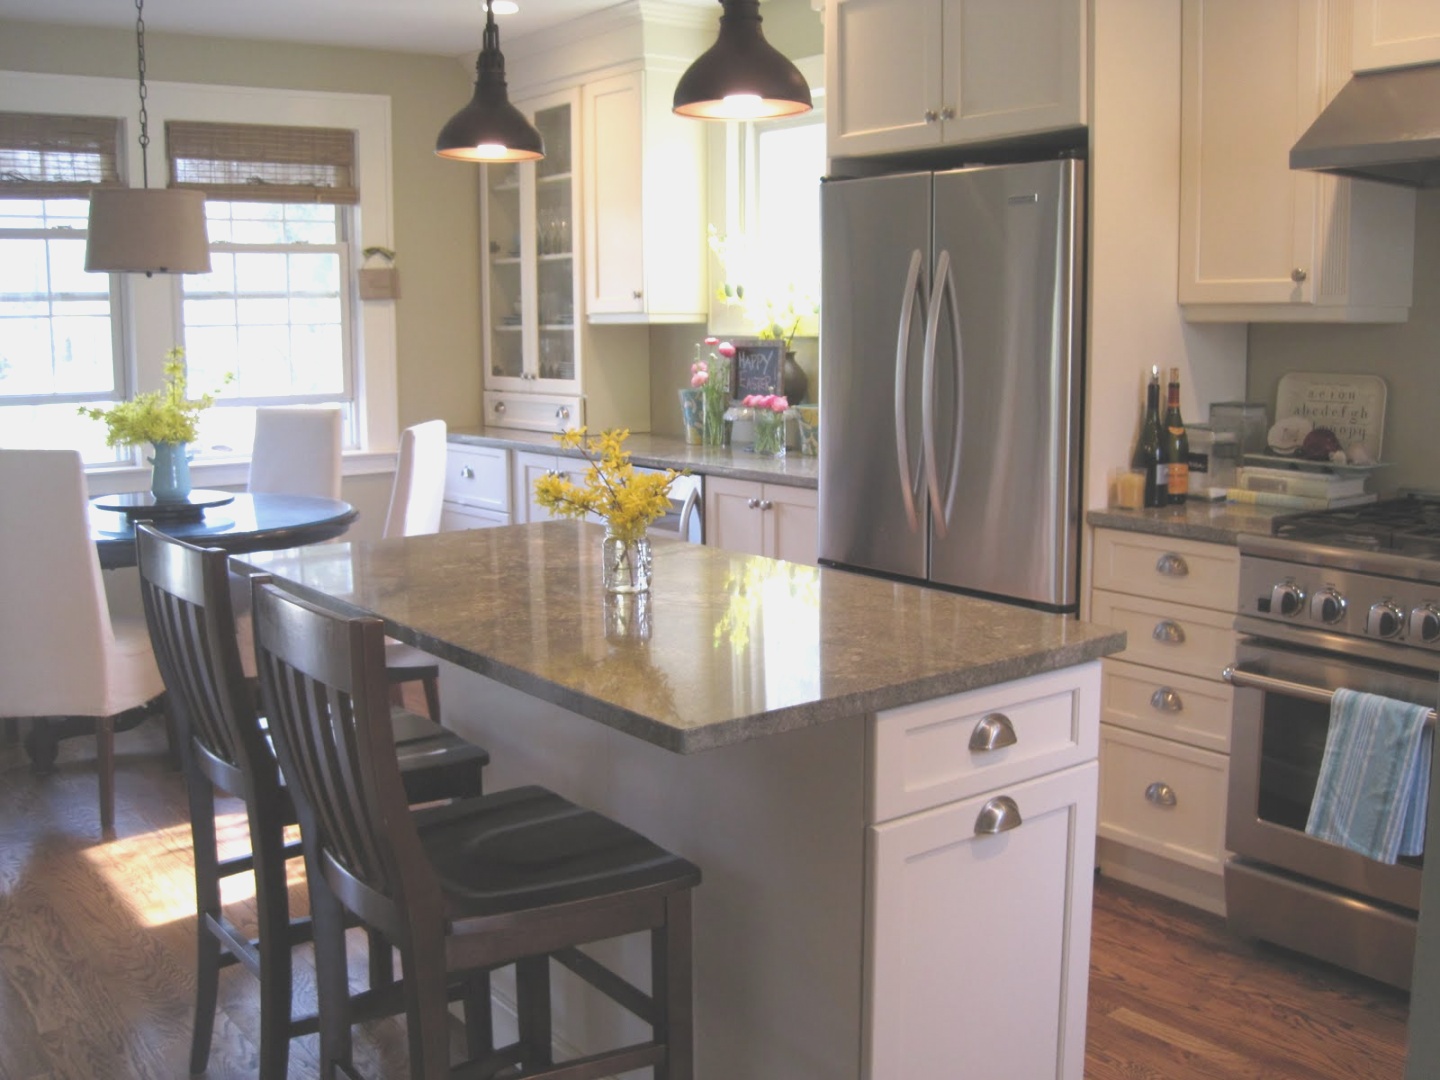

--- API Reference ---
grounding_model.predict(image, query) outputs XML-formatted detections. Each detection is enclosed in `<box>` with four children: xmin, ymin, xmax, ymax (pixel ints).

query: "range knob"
<box><xmin>1309</xmin><ymin>587</ymin><xmax>1346</xmax><ymax>625</ymax></box>
<box><xmin>1271</xmin><ymin>580</ymin><xmax>1306</xmax><ymax>618</ymax></box>
<box><xmin>1367</xmin><ymin>600</ymin><xmax>1406</xmax><ymax>639</ymax></box>
<box><xmin>1410</xmin><ymin>603</ymin><xmax>1440</xmax><ymax>644</ymax></box>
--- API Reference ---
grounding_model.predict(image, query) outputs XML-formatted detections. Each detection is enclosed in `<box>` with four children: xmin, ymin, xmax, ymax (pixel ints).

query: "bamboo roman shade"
<box><xmin>0</xmin><ymin>112</ymin><xmax>123</xmax><ymax>198</ymax></box>
<box><xmin>166</xmin><ymin>121</ymin><xmax>359</xmax><ymax>204</ymax></box>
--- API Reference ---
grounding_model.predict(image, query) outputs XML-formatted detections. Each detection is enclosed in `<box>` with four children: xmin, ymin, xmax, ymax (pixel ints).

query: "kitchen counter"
<box><xmin>1088</xmin><ymin>499</ymin><xmax>1286</xmax><ymax>545</ymax></box>
<box><xmin>238</xmin><ymin>520</ymin><xmax>1123</xmax><ymax>753</ymax></box>
<box><xmin>450</xmin><ymin>428</ymin><xmax>819</xmax><ymax>489</ymax></box>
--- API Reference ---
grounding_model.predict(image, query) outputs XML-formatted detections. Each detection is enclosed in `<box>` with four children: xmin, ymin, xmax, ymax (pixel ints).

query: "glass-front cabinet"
<box><xmin>483</xmin><ymin>90</ymin><xmax>581</xmax><ymax>403</ymax></box>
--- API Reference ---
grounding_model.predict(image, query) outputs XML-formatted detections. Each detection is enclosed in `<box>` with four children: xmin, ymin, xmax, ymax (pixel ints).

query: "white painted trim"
<box><xmin>0</xmin><ymin>69</ymin><xmax>400</xmax><ymax>460</ymax></box>
<box><xmin>83</xmin><ymin>450</ymin><xmax>397</xmax><ymax>497</ymax></box>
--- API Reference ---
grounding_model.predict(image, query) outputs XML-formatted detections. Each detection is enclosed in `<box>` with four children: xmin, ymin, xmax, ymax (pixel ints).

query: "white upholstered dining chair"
<box><xmin>247</xmin><ymin>405</ymin><xmax>343</xmax><ymax>499</ymax></box>
<box><xmin>0</xmin><ymin>449</ymin><xmax>166</xmax><ymax>830</ymax></box>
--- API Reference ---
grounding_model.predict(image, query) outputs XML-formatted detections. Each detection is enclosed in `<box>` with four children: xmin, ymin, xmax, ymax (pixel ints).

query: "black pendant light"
<box><xmin>86</xmin><ymin>0</ymin><xmax>210</xmax><ymax>276</ymax></box>
<box><xmin>674</xmin><ymin>0</ymin><xmax>813</xmax><ymax>121</ymax></box>
<box><xmin>436</xmin><ymin>0</ymin><xmax>544</xmax><ymax>162</ymax></box>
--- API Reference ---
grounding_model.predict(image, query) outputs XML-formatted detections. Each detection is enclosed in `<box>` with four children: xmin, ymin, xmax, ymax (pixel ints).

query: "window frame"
<box><xmin>0</xmin><ymin>70</ymin><xmax>399</xmax><ymax>493</ymax></box>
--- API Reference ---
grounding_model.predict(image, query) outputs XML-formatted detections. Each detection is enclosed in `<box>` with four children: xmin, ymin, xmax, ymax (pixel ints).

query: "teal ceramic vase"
<box><xmin>149</xmin><ymin>441</ymin><xmax>192</xmax><ymax>501</ymax></box>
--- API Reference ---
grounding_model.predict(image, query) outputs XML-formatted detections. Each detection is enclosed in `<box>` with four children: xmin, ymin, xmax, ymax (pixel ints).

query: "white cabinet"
<box><xmin>866</xmin><ymin>664</ymin><xmax>1100</xmax><ymax>1080</ymax></box>
<box><xmin>1178</xmin><ymin>0</ymin><xmax>1416</xmax><ymax>323</ymax></box>
<box><xmin>825</xmin><ymin>0</ymin><xmax>1086</xmax><ymax>159</ymax></box>
<box><xmin>1090</xmin><ymin>528</ymin><xmax>1237</xmax><ymax>914</ymax></box>
<box><xmin>704</xmin><ymin>477</ymin><xmax>818</xmax><ymax>564</ymax></box>
<box><xmin>441</xmin><ymin>444</ymin><xmax>511</xmax><ymax>531</ymax></box>
<box><xmin>582</xmin><ymin>69</ymin><xmax>707</xmax><ymax>323</ymax></box>
<box><xmin>511</xmin><ymin>450</ymin><xmax>593</xmax><ymax>525</ymax></box>
<box><xmin>1352</xmin><ymin>0</ymin><xmax>1440</xmax><ymax>70</ymax></box>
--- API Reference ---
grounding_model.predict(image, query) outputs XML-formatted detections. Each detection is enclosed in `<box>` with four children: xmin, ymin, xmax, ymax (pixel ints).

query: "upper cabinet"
<box><xmin>1352</xmin><ymin>0</ymin><xmax>1440</xmax><ymax>70</ymax></box>
<box><xmin>825</xmin><ymin>0</ymin><xmax>1086</xmax><ymax>159</ymax></box>
<box><xmin>1178</xmin><ymin>0</ymin><xmax>1417</xmax><ymax>323</ymax></box>
<box><xmin>583</xmin><ymin>68</ymin><xmax>707</xmax><ymax>323</ymax></box>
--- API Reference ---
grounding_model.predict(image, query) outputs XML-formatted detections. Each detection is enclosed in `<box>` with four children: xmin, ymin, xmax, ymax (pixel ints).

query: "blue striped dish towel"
<box><xmin>1305</xmin><ymin>688</ymin><xmax>1433</xmax><ymax>864</ymax></box>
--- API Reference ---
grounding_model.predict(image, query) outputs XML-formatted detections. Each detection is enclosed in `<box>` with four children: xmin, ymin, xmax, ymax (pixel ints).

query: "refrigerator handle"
<box><xmin>893</xmin><ymin>248</ymin><xmax>925</xmax><ymax>534</ymax></box>
<box><xmin>938</xmin><ymin>249</ymin><xmax>965</xmax><ymax>525</ymax></box>
<box><xmin>921</xmin><ymin>249</ymin><xmax>950</xmax><ymax>537</ymax></box>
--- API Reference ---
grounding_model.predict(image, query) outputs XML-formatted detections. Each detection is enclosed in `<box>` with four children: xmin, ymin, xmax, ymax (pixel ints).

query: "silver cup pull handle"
<box><xmin>1153</xmin><ymin>620</ymin><xmax>1186</xmax><ymax>645</ymax></box>
<box><xmin>1145</xmin><ymin>781</ymin><xmax>1178</xmax><ymax>808</ymax></box>
<box><xmin>460</xmin><ymin>465</ymin><xmax>475</xmax><ymax>480</ymax></box>
<box><xmin>1156</xmin><ymin>553</ymin><xmax>1189</xmax><ymax>577</ymax></box>
<box><xmin>968</xmin><ymin>712</ymin><xmax>1018</xmax><ymax>752</ymax></box>
<box><xmin>1150</xmin><ymin>687</ymin><xmax>1183</xmax><ymax>713</ymax></box>
<box><xmin>975</xmin><ymin>796</ymin><xmax>1022</xmax><ymax>836</ymax></box>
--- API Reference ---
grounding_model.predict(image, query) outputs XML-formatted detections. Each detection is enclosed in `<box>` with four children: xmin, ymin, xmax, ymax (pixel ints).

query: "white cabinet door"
<box><xmin>1177</xmin><ymin>0</ymin><xmax>1415</xmax><ymax>322</ymax></box>
<box><xmin>866</xmin><ymin>762</ymin><xmax>1097</xmax><ymax>1080</ymax></box>
<box><xmin>1352</xmin><ymin>0</ymin><xmax>1440</xmax><ymax>71</ymax></box>
<box><xmin>512</xmin><ymin>451</ymin><xmax>588</xmax><ymax>524</ymax></box>
<box><xmin>704</xmin><ymin>476</ymin><xmax>767</xmax><ymax>556</ymax></box>
<box><xmin>827</xmin><ymin>0</ymin><xmax>1084</xmax><ymax>159</ymax></box>
<box><xmin>583</xmin><ymin>70</ymin><xmax>707</xmax><ymax>323</ymax></box>
<box><xmin>766</xmin><ymin>485</ymin><xmax>819</xmax><ymax>565</ymax></box>
<box><xmin>704</xmin><ymin>477</ymin><xmax>817</xmax><ymax>562</ymax></box>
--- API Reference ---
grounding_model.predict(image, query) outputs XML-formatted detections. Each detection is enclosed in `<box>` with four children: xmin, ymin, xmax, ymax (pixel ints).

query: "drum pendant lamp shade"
<box><xmin>86</xmin><ymin>189</ymin><xmax>211</xmax><ymax>275</ymax></box>
<box><xmin>436</xmin><ymin>1</ymin><xmax>544</xmax><ymax>162</ymax></box>
<box><xmin>674</xmin><ymin>0</ymin><xmax>813</xmax><ymax>120</ymax></box>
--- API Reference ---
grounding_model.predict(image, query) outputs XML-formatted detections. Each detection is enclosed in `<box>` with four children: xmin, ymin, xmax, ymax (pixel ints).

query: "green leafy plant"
<box><xmin>78</xmin><ymin>347</ymin><xmax>226</xmax><ymax>446</ymax></box>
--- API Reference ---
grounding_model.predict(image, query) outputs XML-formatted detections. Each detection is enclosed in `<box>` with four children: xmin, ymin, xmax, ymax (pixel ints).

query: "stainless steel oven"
<box><xmin>1225</xmin><ymin>503</ymin><xmax>1440</xmax><ymax>989</ymax></box>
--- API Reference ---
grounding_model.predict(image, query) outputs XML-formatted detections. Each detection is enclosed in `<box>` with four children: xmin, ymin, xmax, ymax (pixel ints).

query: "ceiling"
<box><xmin>0</xmin><ymin>0</ymin><xmax>717</xmax><ymax>56</ymax></box>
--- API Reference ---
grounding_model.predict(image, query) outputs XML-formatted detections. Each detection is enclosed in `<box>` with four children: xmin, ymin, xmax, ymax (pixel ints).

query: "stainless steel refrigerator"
<box><xmin>818</xmin><ymin>157</ymin><xmax>1085</xmax><ymax>612</ymax></box>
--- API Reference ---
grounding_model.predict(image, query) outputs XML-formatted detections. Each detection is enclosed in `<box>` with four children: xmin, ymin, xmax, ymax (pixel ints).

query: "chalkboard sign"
<box><xmin>732</xmin><ymin>341</ymin><xmax>785</xmax><ymax>399</ymax></box>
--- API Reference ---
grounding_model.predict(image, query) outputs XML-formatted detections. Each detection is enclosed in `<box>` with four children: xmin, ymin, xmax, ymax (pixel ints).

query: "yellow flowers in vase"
<box><xmin>78</xmin><ymin>347</ymin><xmax>221</xmax><ymax>447</ymax></box>
<box><xmin>533</xmin><ymin>428</ymin><xmax>682</xmax><ymax>593</ymax></box>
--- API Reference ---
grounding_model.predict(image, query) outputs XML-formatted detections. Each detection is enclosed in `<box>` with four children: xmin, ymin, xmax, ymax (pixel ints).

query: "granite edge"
<box><xmin>1086</xmin><ymin>505</ymin><xmax>1282</xmax><ymax>546</ymax></box>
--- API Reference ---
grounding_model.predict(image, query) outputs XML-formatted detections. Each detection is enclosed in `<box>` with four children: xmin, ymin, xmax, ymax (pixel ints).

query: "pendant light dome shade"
<box><xmin>436</xmin><ymin>2</ymin><xmax>544</xmax><ymax>162</ymax></box>
<box><xmin>674</xmin><ymin>0</ymin><xmax>813</xmax><ymax>120</ymax></box>
<box><xmin>86</xmin><ymin>188</ymin><xmax>211</xmax><ymax>275</ymax></box>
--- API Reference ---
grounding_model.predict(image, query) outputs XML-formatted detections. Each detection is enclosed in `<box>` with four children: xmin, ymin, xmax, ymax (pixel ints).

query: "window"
<box><xmin>169</xmin><ymin>121</ymin><xmax>359</xmax><ymax>455</ymax></box>
<box><xmin>0</xmin><ymin>112</ymin><xmax>124</xmax><ymax>461</ymax></box>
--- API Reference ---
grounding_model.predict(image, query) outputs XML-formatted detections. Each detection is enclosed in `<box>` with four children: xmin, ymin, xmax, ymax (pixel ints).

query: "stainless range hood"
<box><xmin>1290</xmin><ymin>63</ymin><xmax>1440</xmax><ymax>187</ymax></box>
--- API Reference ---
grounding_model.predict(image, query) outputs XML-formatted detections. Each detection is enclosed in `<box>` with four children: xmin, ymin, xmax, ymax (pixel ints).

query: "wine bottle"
<box><xmin>1133</xmin><ymin>366</ymin><xmax>1168</xmax><ymax>508</ymax></box>
<box><xmin>1165</xmin><ymin>367</ymin><xmax>1189</xmax><ymax>504</ymax></box>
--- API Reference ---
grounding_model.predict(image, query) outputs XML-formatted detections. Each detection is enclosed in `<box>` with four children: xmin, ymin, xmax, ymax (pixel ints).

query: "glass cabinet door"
<box><xmin>481</xmin><ymin>92</ymin><xmax>580</xmax><ymax>394</ymax></box>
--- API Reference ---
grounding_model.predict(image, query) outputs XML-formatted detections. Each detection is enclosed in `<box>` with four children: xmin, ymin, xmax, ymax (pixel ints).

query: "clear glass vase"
<box><xmin>601</xmin><ymin>528</ymin><xmax>653</xmax><ymax>594</ymax></box>
<box><xmin>751</xmin><ymin>409</ymin><xmax>787</xmax><ymax>458</ymax></box>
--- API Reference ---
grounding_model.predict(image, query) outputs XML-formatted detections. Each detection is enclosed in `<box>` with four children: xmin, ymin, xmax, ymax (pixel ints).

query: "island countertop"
<box><xmin>238</xmin><ymin>520</ymin><xmax>1124</xmax><ymax>753</ymax></box>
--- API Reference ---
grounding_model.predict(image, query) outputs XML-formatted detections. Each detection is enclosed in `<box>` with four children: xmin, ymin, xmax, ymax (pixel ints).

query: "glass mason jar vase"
<box><xmin>601</xmin><ymin>527</ymin><xmax>653</xmax><ymax>594</ymax></box>
<box><xmin>751</xmin><ymin>408</ymin><xmax>788</xmax><ymax>458</ymax></box>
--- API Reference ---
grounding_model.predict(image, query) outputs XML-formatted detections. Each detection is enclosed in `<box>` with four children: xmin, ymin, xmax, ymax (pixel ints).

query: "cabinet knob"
<box><xmin>1152</xmin><ymin>620</ymin><xmax>1186</xmax><ymax>645</ymax></box>
<box><xmin>556</xmin><ymin>406</ymin><xmax>570</xmax><ymax>421</ymax></box>
<box><xmin>758</xmin><ymin>499</ymin><xmax>773</xmax><ymax>511</ymax></box>
<box><xmin>493</xmin><ymin>401</ymin><xmax>507</xmax><ymax>414</ymax></box>
<box><xmin>1291</xmin><ymin>267</ymin><xmax>1308</xmax><ymax>283</ymax></box>
<box><xmin>1155</xmin><ymin>552</ymin><xmax>1189</xmax><ymax>577</ymax></box>
<box><xmin>974</xmin><ymin>796</ymin><xmax>1023</xmax><ymax>836</ymax></box>
<box><xmin>632</xmin><ymin>289</ymin><xmax>643</xmax><ymax>300</ymax></box>
<box><xmin>1145</xmin><ymin>781</ymin><xmax>1178</xmax><ymax>808</ymax></box>
<box><xmin>1149</xmin><ymin>687</ymin><xmax>1183</xmax><ymax>713</ymax></box>
<box><xmin>923</xmin><ymin>109</ymin><xmax>939</xmax><ymax>123</ymax></box>
<box><xmin>968</xmin><ymin>713</ymin><xmax>1018</xmax><ymax>752</ymax></box>
<box><xmin>940</xmin><ymin>106</ymin><xmax>955</xmax><ymax>120</ymax></box>
<box><xmin>460</xmin><ymin>465</ymin><xmax>475</xmax><ymax>480</ymax></box>
<box><xmin>746</xmin><ymin>497</ymin><xmax>760</xmax><ymax>509</ymax></box>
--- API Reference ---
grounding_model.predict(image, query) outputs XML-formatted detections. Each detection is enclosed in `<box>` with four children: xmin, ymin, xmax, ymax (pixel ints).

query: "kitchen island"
<box><xmin>239</xmin><ymin>522</ymin><xmax>1125</xmax><ymax>1079</ymax></box>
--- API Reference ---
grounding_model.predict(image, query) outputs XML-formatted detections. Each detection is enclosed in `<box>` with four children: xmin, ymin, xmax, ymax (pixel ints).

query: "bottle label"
<box><xmin>1155</xmin><ymin>463</ymin><xmax>1169</xmax><ymax>486</ymax></box>
<box><xmin>1169</xmin><ymin>462</ymin><xmax>1189</xmax><ymax>496</ymax></box>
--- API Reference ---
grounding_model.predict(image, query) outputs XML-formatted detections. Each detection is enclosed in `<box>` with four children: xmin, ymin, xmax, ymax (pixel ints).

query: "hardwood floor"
<box><xmin>0</xmin><ymin>717</ymin><xmax>1412</xmax><ymax>1079</ymax></box>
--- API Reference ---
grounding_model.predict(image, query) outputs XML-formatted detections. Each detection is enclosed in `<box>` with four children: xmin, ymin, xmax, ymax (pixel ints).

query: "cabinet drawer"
<box><xmin>1090</xmin><ymin>590</ymin><xmax>1235</xmax><ymax>681</ymax></box>
<box><xmin>870</xmin><ymin>663</ymin><xmax>1100</xmax><ymax>824</ymax></box>
<box><xmin>1092</xmin><ymin>529</ymin><xmax>1238</xmax><ymax>611</ymax></box>
<box><xmin>444</xmin><ymin>445</ymin><xmax>510</xmax><ymax>513</ymax></box>
<box><xmin>1098</xmin><ymin>725</ymin><xmax>1228</xmax><ymax>875</ymax></box>
<box><xmin>440</xmin><ymin>504</ymin><xmax>510</xmax><ymax>531</ymax></box>
<box><xmin>484</xmin><ymin>391</ymin><xmax>584</xmax><ymax>433</ymax></box>
<box><xmin>1101</xmin><ymin>659</ymin><xmax>1233</xmax><ymax>754</ymax></box>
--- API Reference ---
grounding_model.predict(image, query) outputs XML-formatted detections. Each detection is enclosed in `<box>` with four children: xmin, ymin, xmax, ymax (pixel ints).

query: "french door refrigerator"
<box><xmin>818</xmin><ymin>157</ymin><xmax>1085</xmax><ymax>612</ymax></box>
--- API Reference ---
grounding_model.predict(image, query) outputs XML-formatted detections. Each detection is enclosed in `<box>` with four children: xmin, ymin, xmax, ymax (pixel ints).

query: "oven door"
<box><xmin>1226</xmin><ymin>639</ymin><xmax>1430</xmax><ymax>911</ymax></box>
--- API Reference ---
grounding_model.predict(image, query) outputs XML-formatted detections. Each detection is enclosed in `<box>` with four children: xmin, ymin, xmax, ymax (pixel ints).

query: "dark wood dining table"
<box><xmin>90</xmin><ymin>490</ymin><xmax>359</xmax><ymax>570</ymax></box>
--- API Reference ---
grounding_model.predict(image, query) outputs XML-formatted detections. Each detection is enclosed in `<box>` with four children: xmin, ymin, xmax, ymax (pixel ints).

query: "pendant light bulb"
<box><xmin>86</xmin><ymin>0</ymin><xmax>210</xmax><ymax>276</ymax></box>
<box><xmin>674</xmin><ymin>0</ymin><xmax>813</xmax><ymax>121</ymax></box>
<box><xmin>436</xmin><ymin>0</ymin><xmax>545</xmax><ymax>163</ymax></box>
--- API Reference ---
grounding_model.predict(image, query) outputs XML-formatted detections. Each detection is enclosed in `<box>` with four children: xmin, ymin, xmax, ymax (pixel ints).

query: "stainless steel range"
<box><xmin>1226</xmin><ymin>495</ymin><xmax>1440</xmax><ymax>989</ymax></box>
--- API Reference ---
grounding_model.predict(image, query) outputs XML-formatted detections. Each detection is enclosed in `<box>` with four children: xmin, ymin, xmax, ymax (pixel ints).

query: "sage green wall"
<box><xmin>0</xmin><ymin>18</ymin><xmax>483</xmax><ymax>435</ymax></box>
<box><xmin>1246</xmin><ymin>190</ymin><xmax>1440</xmax><ymax>497</ymax></box>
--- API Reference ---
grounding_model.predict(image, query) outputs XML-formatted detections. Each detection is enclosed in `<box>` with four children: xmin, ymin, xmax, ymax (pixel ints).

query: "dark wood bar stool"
<box><xmin>134</xmin><ymin>525</ymin><xmax>490</xmax><ymax>1080</ymax></box>
<box><xmin>251</xmin><ymin>577</ymin><xmax>701</xmax><ymax>1080</ymax></box>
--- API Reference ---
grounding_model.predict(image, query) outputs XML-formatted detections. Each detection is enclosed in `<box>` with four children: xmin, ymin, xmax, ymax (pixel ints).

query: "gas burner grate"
<box><xmin>1272</xmin><ymin>495</ymin><xmax>1440</xmax><ymax>557</ymax></box>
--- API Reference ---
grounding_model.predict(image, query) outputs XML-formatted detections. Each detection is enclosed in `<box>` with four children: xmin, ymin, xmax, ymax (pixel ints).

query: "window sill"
<box><xmin>84</xmin><ymin>449</ymin><xmax>398</xmax><ymax>497</ymax></box>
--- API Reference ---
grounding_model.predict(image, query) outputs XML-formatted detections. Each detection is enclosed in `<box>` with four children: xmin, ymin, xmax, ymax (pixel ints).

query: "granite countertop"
<box><xmin>1087</xmin><ymin>499</ymin><xmax>1287</xmax><ymax>545</ymax></box>
<box><xmin>239</xmin><ymin>521</ymin><xmax>1124</xmax><ymax>753</ymax></box>
<box><xmin>450</xmin><ymin>429</ymin><xmax>819</xmax><ymax>489</ymax></box>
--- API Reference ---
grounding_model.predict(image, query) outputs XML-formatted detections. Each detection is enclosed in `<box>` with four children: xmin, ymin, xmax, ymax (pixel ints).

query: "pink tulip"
<box><xmin>691</xmin><ymin>371</ymin><xmax>709</xmax><ymax>387</ymax></box>
<box><xmin>717</xmin><ymin>341</ymin><xmax>736</xmax><ymax>358</ymax></box>
<box><xmin>773</xmin><ymin>396</ymin><xmax>790</xmax><ymax>411</ymax></box>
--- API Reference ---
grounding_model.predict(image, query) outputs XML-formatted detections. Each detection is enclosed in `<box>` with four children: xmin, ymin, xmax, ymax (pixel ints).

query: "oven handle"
<box><xmin>1222</xmin><ymin>665</ymin><xmax>1438</xmax><ymax>727</ymax></box>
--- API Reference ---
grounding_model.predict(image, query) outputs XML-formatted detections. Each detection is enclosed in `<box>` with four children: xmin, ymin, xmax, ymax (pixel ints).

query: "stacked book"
<box><xmin>1225</xmin><ymin>466</ymin><xmax>1377</xmax><ymax>510</ymax></box>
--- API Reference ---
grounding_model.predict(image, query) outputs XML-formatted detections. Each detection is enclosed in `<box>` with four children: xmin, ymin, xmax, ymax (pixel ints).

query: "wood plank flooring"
<box><xmin>0</xmin><ymin>717</ymin><xmax>1412</xmax><ymax>1079</ymax></box>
